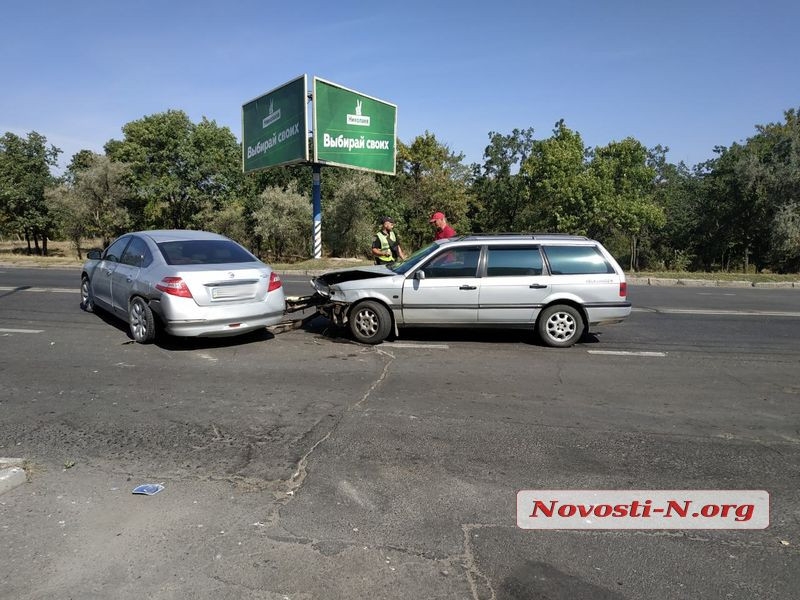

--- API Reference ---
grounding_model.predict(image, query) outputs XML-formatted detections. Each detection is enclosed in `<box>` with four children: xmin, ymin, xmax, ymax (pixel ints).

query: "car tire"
<box><xmin>129</xmin><ymin>296</ymin><xmax>156</xmax><ymax>343</ymax></box>
<box><xmin>80</xmin><ymin>275</ymin><xmax>94</xmax><ymax>313</ymax></box>
<box><xmin>537</xmin><ymin>304</ymin><xmax>584</xmax><ymax>348</ymax></box>
<box><xmin>349</xmin><ymin>300</ymin><xmax>392</xmax><ymax>344</ymax></box>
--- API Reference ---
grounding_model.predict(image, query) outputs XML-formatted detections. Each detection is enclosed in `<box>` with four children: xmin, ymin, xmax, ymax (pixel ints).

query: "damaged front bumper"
<box><xmin>284</xmin><ymin>292</ymin><xmax>350</xmax><ymax>326</ymax></box>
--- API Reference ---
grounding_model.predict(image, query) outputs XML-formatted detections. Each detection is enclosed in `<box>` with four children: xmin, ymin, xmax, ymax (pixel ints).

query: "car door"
<box><xmin>91</xmin><ymin>236</ymin><xmax>131</xmax><ymax>309</ymax></box>
<box><xmin>479</xmin><ymin>245</ymin><xmax>549</xmax><ymax>323</ymax></box>
<box><xmin>111</xmin><ymin>236</ymin><xmax>151</xmax><ymax>315</ymax></box>
<box><xmin>401</xmin><ymin>245</ymin><xmax>481</xmax><ymax>325</ymax></box>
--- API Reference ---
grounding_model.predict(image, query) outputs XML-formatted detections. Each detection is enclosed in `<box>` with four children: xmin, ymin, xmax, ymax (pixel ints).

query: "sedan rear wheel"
<box><xmin>80</xmin><ymin>275</ymin><xmax>94</xmax><ymax>313</ymax></box>
<box><xmin>538</xmin><ymin>304</ymin><xmax>584</xmax><ymax>348</ymax></box>
<box><xmin>129</xmin><ymin>296</ymin><xmax>156</xmax><ymax>343</ymax></box>
<box><xmin>349</xmin><ymin>300</ymin><xmax>391</xmax><ymax>344</ymax></box>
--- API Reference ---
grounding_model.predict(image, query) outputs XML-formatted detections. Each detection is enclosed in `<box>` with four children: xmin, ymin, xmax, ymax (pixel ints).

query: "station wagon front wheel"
<box><xmin>538</xmin><ymin>304</ymin><xmax>584</xmax><ymax>348</ymax></box>
<box><xmin>349</xmin><ymin>301</ymin><xmax>391</xmax><ymax>344</ymax></box>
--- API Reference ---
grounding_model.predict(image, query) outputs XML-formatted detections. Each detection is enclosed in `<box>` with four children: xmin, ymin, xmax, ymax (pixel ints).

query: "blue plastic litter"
<box><xmin>132</xmin><ymin>483</ymin><xmax>164</xmax><ymax>495</ymax></box>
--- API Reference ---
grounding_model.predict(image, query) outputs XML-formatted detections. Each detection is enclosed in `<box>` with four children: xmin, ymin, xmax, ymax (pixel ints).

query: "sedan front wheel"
<box><xmin>80</xmin><ymin>275</ymin><xmax>94</xmax><ymax>313</ymax></box>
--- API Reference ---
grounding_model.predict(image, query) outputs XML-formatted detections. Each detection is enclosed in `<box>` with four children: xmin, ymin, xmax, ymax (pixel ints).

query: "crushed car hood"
<box><xmin>312</xmin><ymin>266</ymin><xmax>395</xmax><ymax>295</ymax></box>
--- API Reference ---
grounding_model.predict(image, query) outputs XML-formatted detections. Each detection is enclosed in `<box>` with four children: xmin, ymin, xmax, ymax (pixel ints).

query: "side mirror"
<box><xmin>87</xmin><ymin>249</ymin><xmax>102</xmax><ymax>260</ymax></box>
<box><xmin>414</xmin><ymin>270</ymin><xmax>426</xmax><ymax>280</ymax></box>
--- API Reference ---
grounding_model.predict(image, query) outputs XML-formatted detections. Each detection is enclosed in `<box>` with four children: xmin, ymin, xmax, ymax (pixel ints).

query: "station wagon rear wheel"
<box><xmin>129</xmin><ymin>296</ymin><xmax>156</xmax><ymax>344</ymax></box>
<box><xmin>349</xmin><ymin>300</ymin><xmax>391</xmax><ymax>344</ymax></box>
<box><xmin>538</xmin><ymin>304</ymin><xmax>584</xmax><ymax>348</ymax></box>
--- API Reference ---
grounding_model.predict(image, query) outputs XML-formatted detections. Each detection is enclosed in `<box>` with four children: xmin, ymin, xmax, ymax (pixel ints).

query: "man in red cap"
<box><xmin>429</xmin><ymin>211</ymin><xmax>456</xmax><ymax>240</ymax></box>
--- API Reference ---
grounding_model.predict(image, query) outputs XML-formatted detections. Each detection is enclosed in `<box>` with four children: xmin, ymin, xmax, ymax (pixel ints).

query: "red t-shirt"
<box><xmin>434</xmin><ymin>225</ymin><xmax>457</xmax><ymax>240</ymax></box>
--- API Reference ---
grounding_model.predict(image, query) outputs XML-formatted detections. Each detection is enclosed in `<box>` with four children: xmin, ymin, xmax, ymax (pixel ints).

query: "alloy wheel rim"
<box><xmin>130</xmin><ymin>300</ymin><xmax>147</xmax><ymax>340</ymax></box>
<box><xmin>547</xmin><ymin>312</ymin><xmax>575</xmax><ymax>341</ymax></box>
<box><xmin>356</xmin><ymin>310</ymin><xmax>378</xmax><ymax>336</ymax></box>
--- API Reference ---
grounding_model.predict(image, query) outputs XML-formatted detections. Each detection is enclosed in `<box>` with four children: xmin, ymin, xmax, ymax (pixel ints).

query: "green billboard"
<box><xmin>242</xmin><ymin>75</ymin><xmax>308</xmax><ymax>173</ymax></box>
<box><xmin>313</xmin><ymin>77</ymin><xmax>397</xmax><ymax>175</ymax></box>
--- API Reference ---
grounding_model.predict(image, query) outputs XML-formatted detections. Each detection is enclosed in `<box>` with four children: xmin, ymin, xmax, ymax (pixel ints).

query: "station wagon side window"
<box><xmin>102</xmin><ymin>236</ymin><xmax>131</xmax><ymax>263</ymax></box>
<box><xmin>422</xmin><ymin>246</ymin><xmax>481</xmax><ymax>278</ymax></box>
<box><xmin>543</xmin><ymin>245</ymin><xmax>614</xmax><ymax>275</ymax></box>
<box><xmin>485</xmin><ymin>246</ymin><xmax>543</xmax><ymax>276</ymax></box>
<box><xmin>120</xmin><ymin>236</ymin><xmax>152</xmax><ymax>268</ymax></box>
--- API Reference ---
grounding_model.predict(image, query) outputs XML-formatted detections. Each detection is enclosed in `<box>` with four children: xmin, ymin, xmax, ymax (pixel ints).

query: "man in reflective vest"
<box><xmin>372</xmin><ymin>216</ymin><xmax>406</xmax><ymax>266</ymax></box>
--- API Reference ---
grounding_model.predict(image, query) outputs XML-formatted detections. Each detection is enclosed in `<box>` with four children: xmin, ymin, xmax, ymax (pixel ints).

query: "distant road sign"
<box><xmin>312</xmin><ymin>77</ymin><xmax>397</xmax><ymax>175</ymax></box>
<box><xmin>242</xmin><ymin>75</ymin><xmax>308</xmax><ymax>173</ymax></box>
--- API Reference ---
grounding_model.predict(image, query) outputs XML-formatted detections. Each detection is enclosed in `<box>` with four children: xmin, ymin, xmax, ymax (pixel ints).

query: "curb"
<box><xmin>627</xmin><ymin>277</ymin><xmax>800</xmax><ymax>289</ymax></box>
<box><xmin>0</xmin><ymin>458</ymin><xmax>26</xmax><ymax>496</ymax></box>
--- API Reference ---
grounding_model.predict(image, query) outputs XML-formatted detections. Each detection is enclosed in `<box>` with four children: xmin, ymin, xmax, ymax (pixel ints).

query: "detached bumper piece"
<box><xmin>284</xmin><ymin>292</ymin><xmax>327</xmax><ymax>314</ymax></box>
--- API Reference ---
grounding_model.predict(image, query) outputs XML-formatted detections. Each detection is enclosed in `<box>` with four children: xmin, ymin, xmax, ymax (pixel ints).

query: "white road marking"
<box><xmin>633</xmin><ymin>307</ymin><xmax>800</xmax><ymax>317</ymax></box>
<box><xmin>588</xmin><ymin>350</ymin><xmax>666</xmax><ymax>357</ymax></box>
<box><xmin>0</xmin><ymin>328</ymin><xmax>44</xmax><ymax>334</ymax></box>
<box><xmin>0</xmin><ymin>286</ymin><xmax>77</xmax><ymax>293</ymax></box>
<box><xmin>388</xmin><ymin>343</ymin><xmax>450</xmax><ymax>350</ymax></box>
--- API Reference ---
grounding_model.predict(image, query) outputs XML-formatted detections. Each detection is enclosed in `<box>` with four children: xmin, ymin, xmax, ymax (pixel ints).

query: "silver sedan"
<box><xmin>80</xmin><ymin>230</ymin><xmax>286</xmax><ymax>343</ymax></box>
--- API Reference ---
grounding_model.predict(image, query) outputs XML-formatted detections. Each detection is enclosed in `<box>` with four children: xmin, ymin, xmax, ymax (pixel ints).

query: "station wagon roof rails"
<box><xmin>455</xmin><ymin>233</ymin><xmax>590</xmax><ymax>241</ymax></box>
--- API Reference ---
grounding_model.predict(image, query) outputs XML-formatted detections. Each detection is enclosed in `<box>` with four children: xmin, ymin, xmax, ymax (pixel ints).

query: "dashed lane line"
<box><xmin>588</xmin><ymin>350</ymin><xmax>667</xmax><ymax>357</ymax></box>
<box><xmin>0</xmin><ymin>286</ymin><xmax>77</xmax><ymax>293</ymax></box>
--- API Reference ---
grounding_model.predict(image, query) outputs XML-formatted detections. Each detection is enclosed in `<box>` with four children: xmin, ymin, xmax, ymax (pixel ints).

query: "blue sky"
<box><xmin>2</xmin><ymin>0</ymin><xmax>798</xmax><ymax>173</ymax></box>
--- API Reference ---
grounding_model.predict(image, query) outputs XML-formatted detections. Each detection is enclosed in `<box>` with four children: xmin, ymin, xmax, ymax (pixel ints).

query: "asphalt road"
<box><xmin>1</xmin><ymin>267</ymin><xmax>798</xmax><ymax>599</ymax></box>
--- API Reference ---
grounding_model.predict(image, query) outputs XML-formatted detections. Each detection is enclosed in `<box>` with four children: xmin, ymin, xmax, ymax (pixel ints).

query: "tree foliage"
<box><xmin>323</xmin><ymin>171</ymin><xmax>381</xmax><ymax>258</ymax></box>
<box><xmin>0</xmin><ymin>131</ymin><xmax>61</xmax><ymax>253</ymax></box>
<box><xmin>6</xmin><ymin>104</ymin><xmax>800</xmax><ymax>273</ymax></box>
<box><xmin>251</xmin><ymin>182</ymin><xmax>311</xmax><ymax>261</ymax></box>
<box><xmin>105</xmin><ymin>110</ymin><xmax>242</xmax><ymax>229</ymax></box>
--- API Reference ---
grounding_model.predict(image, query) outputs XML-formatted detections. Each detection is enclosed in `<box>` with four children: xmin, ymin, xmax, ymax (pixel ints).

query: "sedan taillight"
<box><xmin>156</xmin><ymin>277</ymin><xmax>193</xmax><ymax>298</ymax></box>
<box><xmin>619</xmin><ymin>282</ymin><xmax>627</xmax><ymax>298</ymax></box>
<box><xmin>268</xmin><ymin>272</ymin><xmax>282</xmax><ymax>292</ymax></box>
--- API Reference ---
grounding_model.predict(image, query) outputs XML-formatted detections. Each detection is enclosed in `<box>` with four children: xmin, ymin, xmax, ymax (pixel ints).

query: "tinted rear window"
<box><xmin>157</xmin><ymin>240</ymin><xmax>257</xmax><ymax>265</ymax></box>
<box><xmin>486</xmin><ymin>246</ymin><xmax>543</xmax><ymax>276</ymax></box>
<box><xmin>543</xmin><ymin>245</ymin><xmax>614</xmax><ymax>275</ymax></box>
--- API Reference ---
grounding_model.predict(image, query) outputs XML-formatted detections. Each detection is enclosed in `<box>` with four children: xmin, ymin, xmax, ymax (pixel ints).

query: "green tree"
<box><xmin>519</xmin><ymin>120</ymin><xmax>594</xmax><ymax>233</ymax></box>
<box><xmin>395</xmin><ymin>132</ymin><xmax>472</xmax><ymax>249</ymax></box>
<box><xmin>471</xmin><ymin>128</ymin><xmax>535</xmax><ymax>232</ymax></box>
<box><xmin>0</xmin><ymin>131</ymin><xmax>61</xmax><ymax>253</ymax></box>
<box><xmin>324</xmin><ymin>171</ymin><xmax>381</xmax><ymax>258</ymax></box>
<box><xmin>770</xmin><ymin>202</ymin><xmax>800</xmax><ymax>272</ymax></box>
<box><xmin>251</xmin><ymin>182</ymin><xmax>311</xmax><ymax>261</ymax></box>
<box><xmin>105</xmin><ymin>111</ymin><xmax>242</xmax><ymax>229</ymax></box>
<box><xmin>588</xmin><ymin>137</ymin><xmax>665</xmax><ymax>269</ymax></box>
<box><xmin>46</xmin><ymin>153</ymin><xmax>135</xmax><ymax>255</ymax></box>
<box><xmin>646</xmin><ymin>149</ymin><xmax>701</xmax><ymax>270</ymax></box>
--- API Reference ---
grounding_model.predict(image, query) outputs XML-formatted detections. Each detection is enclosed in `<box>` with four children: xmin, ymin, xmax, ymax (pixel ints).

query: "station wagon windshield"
<box><xmin>391</xmin><ymin>242</ymin><xmax>444</xmax><ymax>275</ymax></box>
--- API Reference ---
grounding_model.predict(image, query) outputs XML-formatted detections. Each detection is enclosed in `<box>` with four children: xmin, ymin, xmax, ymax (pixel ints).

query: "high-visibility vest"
<box><xmin>375</xmin><ymin>230</ymin><xmax>397</xmax><ymax>263</ymax></box>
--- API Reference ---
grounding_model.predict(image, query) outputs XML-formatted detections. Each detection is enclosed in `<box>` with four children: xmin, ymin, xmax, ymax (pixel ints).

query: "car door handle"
<box><xmin>529</xmin><ymin>283</ymin><xmax>548</xmax><ymax>289</ymax></box>
<box><xmin>459</xmin><ymin>285</ymin><xmax>477</xmax><ymax>290</ymax></box>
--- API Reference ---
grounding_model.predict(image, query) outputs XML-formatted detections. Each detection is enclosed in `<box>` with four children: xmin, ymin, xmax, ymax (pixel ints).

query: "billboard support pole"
<box><xmin>312</xmin><ymin>164</ymin><xmax>322</xmax><ymax>259</ymax></box>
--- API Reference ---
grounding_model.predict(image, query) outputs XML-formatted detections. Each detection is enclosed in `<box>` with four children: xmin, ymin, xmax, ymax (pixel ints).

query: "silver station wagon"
<box><xmin>311</xmin><ymin>234</ymin><xmax>631</xmax><ymax>347</ymax></box>
<box><xmin>81</xmin><ymin>230</ymin><xmax>286</xmax><ymax>343</ymax></box>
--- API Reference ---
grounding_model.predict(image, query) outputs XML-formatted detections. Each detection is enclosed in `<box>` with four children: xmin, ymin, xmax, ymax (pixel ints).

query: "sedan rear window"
<box><xmin>157</xmin><ymin>240</ymin><xmax>257</xmax><ymax>265</ymax></box>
